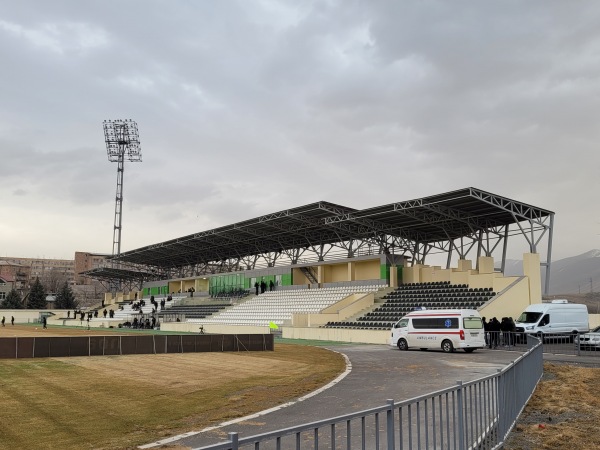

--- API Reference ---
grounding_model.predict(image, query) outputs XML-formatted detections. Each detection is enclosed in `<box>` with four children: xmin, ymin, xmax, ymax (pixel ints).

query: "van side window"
<box><xmin>413</xmin><ymin>317</ymin><xmax>459</xmax><ymax>329</ymax></box>
<box><xmin>539</xmin><ymin>314</ymin><xmax>549</xmax><ymax>326</ymax></box>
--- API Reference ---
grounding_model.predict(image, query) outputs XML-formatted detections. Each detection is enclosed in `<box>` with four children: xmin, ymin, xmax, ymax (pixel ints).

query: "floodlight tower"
<box><xmin>103</xmin><ymin>119</ymin><xmax>142</xmax><ymax>257</ymax></box>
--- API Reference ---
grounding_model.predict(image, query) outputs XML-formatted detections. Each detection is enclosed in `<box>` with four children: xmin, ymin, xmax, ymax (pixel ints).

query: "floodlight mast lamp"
<box><xmin>103</xmin><ymin>119</ymin><xmax>142</xmax><ymax>258</ymax></box>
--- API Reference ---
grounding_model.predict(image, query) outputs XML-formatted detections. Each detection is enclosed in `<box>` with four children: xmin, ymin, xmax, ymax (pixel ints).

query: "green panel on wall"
<box><xmin>282</xmin><ymin>273</ymin><xmax>292</xmax><ymax>286</ymax></box>
<box><xmin>380</xmin><ymin>264</ymin><xmax>390</xmax><ymax>281</ymax></box>
<box><xmin>209</xmin><ymin>273</ymin><xmax>246</xmax><ymax>296</ymax></box>
<box><xmin>396</xmin><ymin>265</ymin><xmax>403</xmax><ymax>282</ymax></box>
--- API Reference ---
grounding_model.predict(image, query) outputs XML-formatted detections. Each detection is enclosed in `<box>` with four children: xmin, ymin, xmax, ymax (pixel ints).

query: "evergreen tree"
<box><xmin>54</xmin><ymin>281</ymin><xmax>78</xmax><ymax>310</ymax></box>
<box><xmin>27</xmin><ymin>277</ymin><xmax>47</xmax><ymax>309</ymax></box>
<box><xmin>2</xmin><ymin>289</ymin><xmax>24</xmax><ymax>309</ymax></box>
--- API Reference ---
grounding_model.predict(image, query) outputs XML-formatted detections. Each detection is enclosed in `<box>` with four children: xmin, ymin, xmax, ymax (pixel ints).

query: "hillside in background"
<box><xmin>503</xmin><ymin>249</ymin><xmax>600</xmax><ymax>295</ymax></box>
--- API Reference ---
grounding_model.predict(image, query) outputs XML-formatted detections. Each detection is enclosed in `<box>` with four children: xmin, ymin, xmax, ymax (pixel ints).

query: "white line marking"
<box><xmin>139</xmin><ymin>349</ymin><xmax>352</xmax><ymax>449</ymax></box>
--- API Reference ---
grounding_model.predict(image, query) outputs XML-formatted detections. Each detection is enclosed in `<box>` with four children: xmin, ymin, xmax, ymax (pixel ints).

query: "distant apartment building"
<box><xmin>0</xmin><ymin>260</ymin><xmax>30</xmax><ymax>300</ymax></box>
<box><xmin>74</xmin><ymin>252</ymin><xmax>109</xmax><ymax>285</ymax></box>
<box><xmin>0</xmin><ymin>253</ymin><xmax>111</xmax><ymax>287</ymax></box>
<box><xmin>0</xmin><ymin>257</ymin><xmax>74</xmax><ymax>290</ymax></box>
<box><xmin>0</xmin><ymin>253</ymin><xmax>109</xmax><ymax>307</ymax></box>
<box><xmin>0</xmin><ymin>275</ymin><xmax>11</xmax><ymax>302</ymax></box>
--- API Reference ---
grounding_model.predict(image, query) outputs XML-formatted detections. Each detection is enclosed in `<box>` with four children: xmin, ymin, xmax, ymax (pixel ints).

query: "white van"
<box><xmin>515</xmin><ymin>300</ymin><xmax>589</xmax><ymax>338</ymax></box>
<box><xmin>390</xmin><ymin>309</ymin><xmax>486</xmax><ymax>353</ymax></box>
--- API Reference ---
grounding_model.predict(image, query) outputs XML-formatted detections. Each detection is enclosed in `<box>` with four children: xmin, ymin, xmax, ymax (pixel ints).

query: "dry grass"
<box><xmin>505</xmin><ymin>362</ymin><xmax>600</xmax><ymax>450</ymax></box>
<box><xmin>0</xmin><ymin>327</ymin><xmax>345</xmax><ymax>450</ymax></box>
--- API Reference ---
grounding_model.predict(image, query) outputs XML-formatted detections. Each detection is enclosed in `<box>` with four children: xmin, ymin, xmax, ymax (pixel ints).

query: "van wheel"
<box><xmin>464</xmin><ymin>348</ymin><xmax>475</xmax><ymax>353</ymax></box>
<box><xmin>441</xmin><ymin>340</ymin><xmax>454</xmax><ymax>353</ymax></box>
<box><xmin>397</xmin><ymin>339</ymin><xmax>408</xmax><ymax>351</ymax></box>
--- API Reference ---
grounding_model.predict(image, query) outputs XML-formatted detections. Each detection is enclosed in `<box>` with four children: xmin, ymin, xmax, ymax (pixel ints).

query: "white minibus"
<box><xmin>390</xmin><ymin>309</ymin><xmax>485</xmax><ymax>353</ymax></box>
<box><xmin>515</xmin><ymin>300</ymin><xmax>589</xmax><ymax>339</ymax></box>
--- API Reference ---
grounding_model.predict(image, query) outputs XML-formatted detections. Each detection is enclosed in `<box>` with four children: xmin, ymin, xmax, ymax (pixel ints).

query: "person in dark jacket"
<box><xmin>482</xmin><ymin>317</ymin><xmax>489</xmax><ymax>348</ymax></box>
<box><xmin>489</xmin><ymin>317</ymin><xmax>501</xmax><ymax>348</ymax></box>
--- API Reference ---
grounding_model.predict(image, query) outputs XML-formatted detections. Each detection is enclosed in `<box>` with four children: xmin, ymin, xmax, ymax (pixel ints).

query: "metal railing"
<box><xmin>195</xmin><ymin>338</ymin><xmax>543</xmax><ymax>450</ymax></box>
<box><xmin>488</xmin><ymin>330</ymin><xmax>600</xmax><ymax>357</ymax></box>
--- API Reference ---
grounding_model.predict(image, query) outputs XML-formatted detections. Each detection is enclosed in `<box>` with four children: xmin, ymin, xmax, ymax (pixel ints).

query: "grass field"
<box><xmin>0</xmin><ymin>326</ymin><xmax>346</xmax><ymax>450</ymax></box>
<box><xmin>3</xmin><ymin>325</ymin><xmax>598</xmax><ymax>449</ymax></box>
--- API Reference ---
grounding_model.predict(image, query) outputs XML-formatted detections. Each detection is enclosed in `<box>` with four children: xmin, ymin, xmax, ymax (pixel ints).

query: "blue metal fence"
<box><xmin>195</xmin><ymin>338</ymin><xmax>543</xmax><ymax>450</ymax></box>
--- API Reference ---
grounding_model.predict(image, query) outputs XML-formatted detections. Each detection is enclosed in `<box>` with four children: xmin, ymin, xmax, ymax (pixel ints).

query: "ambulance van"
<box><xmin>390</xmin><ymin>309</ymin><xmax>486</xmax><ymax>353</ymax></box>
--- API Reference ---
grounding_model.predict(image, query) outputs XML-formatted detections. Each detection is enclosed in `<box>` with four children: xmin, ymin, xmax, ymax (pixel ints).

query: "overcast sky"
<box><xmin>1</xmin><ymin>1</ymin><xmax>599</xmax><ymax>263</ymax></box>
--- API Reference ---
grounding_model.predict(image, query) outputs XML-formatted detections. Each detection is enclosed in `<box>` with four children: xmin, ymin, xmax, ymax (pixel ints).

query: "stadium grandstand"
<box><xmin>81</xmin><ymin>187</ymin><xmax>554</xmax><ymax>344</ymax></box>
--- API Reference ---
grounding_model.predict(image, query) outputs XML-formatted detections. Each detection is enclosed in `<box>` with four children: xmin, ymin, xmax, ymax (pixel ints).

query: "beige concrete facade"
<box><xmin>480</xmin><ymin>277</ymin><xmax>531</xmax><ymax>321</ymax></box>
<box><xmin>290</xmin><ymin>258</ymin><xmax>381</xmax><ymax>287</ymax></box>
<box><xmin>283</xmin><ymin>327</ymin><xmax>390</xmax><ymax>344</ymax></box>
<box><xmin>523</xmin><ymin>253</ymin><xmax>542</xmax><ymax>304</ymax></box>
<box><xmin>292</xmin><ymin>293</ymin><xmax>374</xmax><ymax>327</ymax></box>
<box><xmin>292</xmin><ymin>268</ymin><xmax>311</xmax><ymax>286</ymax></box>
<box><xmin>399</xmin><ymin>253</ymin><xmax>545</xmax><ymax>323</ymax></box>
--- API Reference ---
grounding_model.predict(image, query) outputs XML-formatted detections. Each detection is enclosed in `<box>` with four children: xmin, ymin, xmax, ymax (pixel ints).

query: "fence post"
<box><xmin>386</xmin><ymin>398</ymin><xmax>395</xmax><ymax>449</ymax></box>
<box><xmin>228</xmin><ymin>432</ymin><xmax>239</xmax><ymax>450</ymax></box>
<box><xmin>456</xmin><ymin>381</ymin><xmax>465</xmax><ymax>450</ymax></box>
<box><xmin>496</xmin><ymin>368</ymin><xmax>504</xmax><ymax>442</ymax></box>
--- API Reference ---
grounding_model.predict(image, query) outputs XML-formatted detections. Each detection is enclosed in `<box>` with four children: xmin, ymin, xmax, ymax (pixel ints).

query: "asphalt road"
<box><xmin>146</xmin><ymin>345</ymin><xmax>525</xmax><ymax>449</ymax></box>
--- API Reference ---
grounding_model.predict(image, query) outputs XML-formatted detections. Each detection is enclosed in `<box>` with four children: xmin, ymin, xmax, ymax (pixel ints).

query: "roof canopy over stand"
<box><xmin>84</xmin><ymin>187</ymin><xmax>554</xmax><ymax>293</ymax></box>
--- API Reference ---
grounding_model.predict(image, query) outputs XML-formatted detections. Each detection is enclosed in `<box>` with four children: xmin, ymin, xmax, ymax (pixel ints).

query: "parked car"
<box><xmin>575</xmin><ymin>325</ymin><xmax>600</xmax><ymax>349</ymax></box>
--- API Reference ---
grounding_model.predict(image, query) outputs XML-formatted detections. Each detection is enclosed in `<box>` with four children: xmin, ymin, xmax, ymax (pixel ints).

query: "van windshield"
<box><xmin>517</xmin><ymin>312</ymin><xmax>542</xmax><ymax>324</ymax></box>
<box><xmin>463</xmin><ymin>317</ymin><xmax>483</xmax><ymax>329</ymax></box>
<box><xmin>394</xmin><ymin>319</ymin><xmax>409</xmax><ymax>328</ymax></box>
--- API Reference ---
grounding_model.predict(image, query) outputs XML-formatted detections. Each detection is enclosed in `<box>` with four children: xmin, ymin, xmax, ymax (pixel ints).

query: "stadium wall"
<box><xmin>292</xmin><ymin>293</ymin><xmax>375</xmax><ymax>327</ymax></box>
<box><xmin>481</xmin><ymin>276</ymin><xmax>531</xmax><ymax>321</ymax></box>
<box><xmin>0</xmin><ymin>310</ymin><xmax>50</xmax><ymax>324</ymax></box>
<box><xmin>159</xmin><ymin>322</ymin><xmax>268</xmax><ymax>334</ymax></box>
<box><xmin>283</xmin><ymin>327</ymin><xmax>390</xmax><ymax>344</ymax></box>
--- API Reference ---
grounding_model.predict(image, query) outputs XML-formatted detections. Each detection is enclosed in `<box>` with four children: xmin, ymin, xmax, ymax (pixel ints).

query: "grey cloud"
<box><xmin>0</xmin><ymin>0</ymin><xmax>598</xmax><ymax>260</ymax></box>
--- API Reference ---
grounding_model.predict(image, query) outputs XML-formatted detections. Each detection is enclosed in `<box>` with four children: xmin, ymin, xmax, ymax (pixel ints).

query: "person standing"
<box><xmin>1</xmin><ymin>316</ymin><xmax>5</xmax><ymax>327</ymax></box>
<box><xmin>482</xmin><ymin>317</ymin><xmax>489</xmax><ymax>348</ymax></box>
<box><xmin>11</xmin><ymin>316</ymin><xmax>14</xmax><ymax>326</ymax></box>
<box><xmin>42</xmin><ymin>316</ymin><xmax>47</xmax><ymax>329</ymax></box>
<box><xmin>489</xmin><ymin>317</ymin><xmax>500</xmax><ymax>349</ymax></box>
<box><xmin>254</xmin><ymin>281</ymin><xmax>259</xmax><ymax>296</ymax></box>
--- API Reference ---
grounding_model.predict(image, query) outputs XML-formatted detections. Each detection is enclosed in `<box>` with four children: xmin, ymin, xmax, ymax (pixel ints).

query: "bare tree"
<box><xmin>41</xmin><ymin>268</ymin><xmax>69</xmax><ymax>295</ymax></box>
